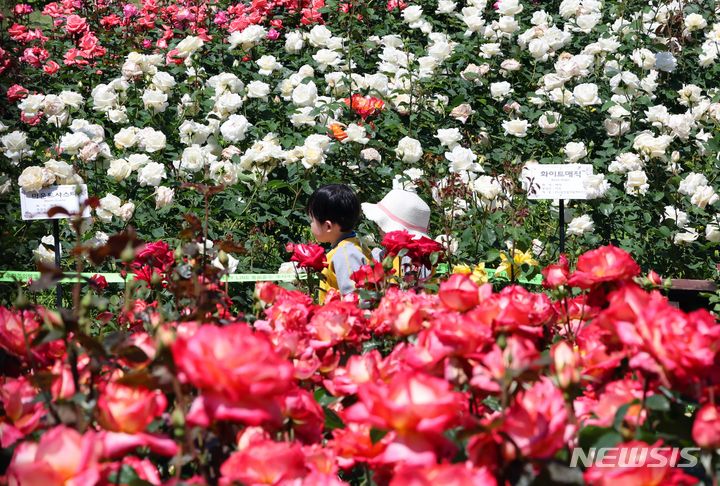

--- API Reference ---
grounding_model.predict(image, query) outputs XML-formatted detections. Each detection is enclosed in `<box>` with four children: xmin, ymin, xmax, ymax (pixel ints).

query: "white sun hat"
<box><xmin>361</xmin><ymin>189</ymin><xmax>431</xmax><ymax>238</ymax></box>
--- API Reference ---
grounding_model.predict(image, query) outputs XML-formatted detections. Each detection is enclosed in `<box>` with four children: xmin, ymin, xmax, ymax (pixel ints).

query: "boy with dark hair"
<box><xmin>307</xmin><ymin>184</ymin><xmax>372</xmax><ymax>302</ymax></box>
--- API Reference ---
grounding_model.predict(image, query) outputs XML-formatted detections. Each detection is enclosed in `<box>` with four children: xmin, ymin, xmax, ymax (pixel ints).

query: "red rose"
<box><xmin>567</xmin><ymin>245</ymin><xmax>640</xmax><ymax>289</ymax></box>
<box><xmin>542</xmin><ymin>254</ymin><xmax>569</xmax><ymax>288</ymax></box>
<box><xmin>439</xmin><ymin>273</ymin><xmax>480</xmax><ymax>312</ymax></box>
<box><xmin>381</xmin><ymin>230</ymin><xmax>415</xmax><ymax>257</ymax></box>
<box><xmin>693</xmin><ymin>404</ymin><xmax>720</xmax><ymax>449</ymax></box>
<box><xmin>65</xmin><ymin>15</ymin><xmax>88</xmax><ymax>35</ymax></box>
<box><xmin>43</xmin><ymin>60</ymin><xmax>60</xmax><ymax>75</ymax></box>
<box><xmin>8</xmin><ymin>24</ymin><xmax>28</xmax><ymax>42</ymax></box>
<box><xmin>287</xmin><ymin>242</ymin><xmax>327</xmax><ymax>272</ymax></box>
<box><xmin>350</xmin><ymin>260</ymin><xmax>386</xmax><ymax>288</ymax></box>
<box><xmin>89</xmin><ymin>274</ymin><xmax>108</xmax><ymax>290</ymax></box>
<box><xmin>407</xmin><ymin>236</ymin><xmax>444</xmax><ymax>266</ymax></box>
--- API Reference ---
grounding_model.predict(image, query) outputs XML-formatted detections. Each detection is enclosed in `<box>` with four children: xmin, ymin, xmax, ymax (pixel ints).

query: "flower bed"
<box><xmin>1</xmin><ymin>0</ymin><xmax>720</xmax><ymax>278</ymax></box>
<box><xmin>1</xmin><ymin>231</ymin><xmax>719</xmax><ymax>484</ymax></box>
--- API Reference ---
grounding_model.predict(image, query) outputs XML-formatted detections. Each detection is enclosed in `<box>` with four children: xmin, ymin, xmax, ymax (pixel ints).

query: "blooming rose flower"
<box><xmin>97</xmin><ymin>382</ymin><xmax>167</xmax><ymax>434</ymax></box>
<box><xmin>500</xmin><ymin>378</ymin><xmax>571</xmax><ymax>459</ymax></box>
<box><xmin>567</xmin><ymin>245</ymin><xmax>640</xmax><ymax>288</ymax></box>
<box><xmin>286</xmin><ymin>242</ymin><xmax>327</xmax><ymax>271</ymax></box>
<box><xmin>573</xmin><ymin>83</ymin><xmax>601</xmax><ymax>106</ymax></box>
<box><xmin>502</xmin><ymin>119</ymin><xmax>529</xmax><ymax>137</ymax></box>
<box><xmin>137</xmin><ymin>162</ymin><xmax>166</xmax><ymax>187</ymax></box>
<box><xmin>439</xmin><ymin>273</ymin><xmax>482</xmax><ymax>312</ymax></box>
<box><xmin>693</xmin><ymin>404</ymin><xmax>720</xmax><ymax>449</ymax></box>
<box><xmin>172</xmin><ymin>323</ymin><xmax>294</xmax><ymax>426</ymax></box>
<box><xmin>220</xmin><ymin>439</ymin><xmax>306</xmax><ymax>486</ymax></box>
<box><xmin>542</xmin><ymin>254</ymin><xmax>569</xmax><ymax>288</ymax></box>
<box><xmin>395</xmin><ymin>136</ymin><xmax>423</xmax><ymax>163</ymax></box>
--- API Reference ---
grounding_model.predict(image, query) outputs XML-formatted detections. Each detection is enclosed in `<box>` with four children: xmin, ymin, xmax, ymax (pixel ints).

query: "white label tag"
<box><xmin>523</xmin><ymin>164</ymin><xmax>594</xmax><ymax>200</ymax></box>
<box><xmin>20</xmin><ymin>185</ymin><xmax>90</xmax><ymax>220</ymax></box>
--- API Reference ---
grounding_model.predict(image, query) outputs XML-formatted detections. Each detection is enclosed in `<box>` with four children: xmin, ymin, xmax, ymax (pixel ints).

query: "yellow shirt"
<box><xmin>319</xmin><ymin>235</ymin><xmax>372</xmax><ymax>304</ymax></box>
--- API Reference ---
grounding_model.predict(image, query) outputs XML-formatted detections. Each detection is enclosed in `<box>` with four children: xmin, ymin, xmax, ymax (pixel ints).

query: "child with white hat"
<box><xmin>361</xmin><ymin>189</ymin><xmax>432</xmax><ymax>275</ymax></box>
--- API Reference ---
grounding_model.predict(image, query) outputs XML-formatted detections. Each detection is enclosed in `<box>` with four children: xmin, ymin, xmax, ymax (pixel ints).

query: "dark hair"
<box><xmin>307</xmin><ymin>184</ymin><xmax>361</xmax><ymax>232</ymax></box>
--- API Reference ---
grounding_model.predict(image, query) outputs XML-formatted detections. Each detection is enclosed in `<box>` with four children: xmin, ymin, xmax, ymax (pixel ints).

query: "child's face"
<box><xmin>310</xmin><ymin>216</ymin><xmax>339</xmax><ymax>244</ymax></box>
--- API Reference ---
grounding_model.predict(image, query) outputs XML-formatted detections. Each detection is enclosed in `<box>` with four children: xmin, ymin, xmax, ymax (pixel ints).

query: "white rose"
<box><xmin>436</xmin><ymin>128</ymin><xmax>463</xmax><ymax>148</ymax></box>
<box><xmin>395</xmin><ymin>136</ymin><xmax>423</xmax><ymax>163</ymax></box>
<box><xmin>34</xmin><ymin>235</ymin><xmax>58</xmax><ymax>264</ymax></box>
<box><xmin>114</xmin><ymin>127</ymin><xmax>138</xmax><ymax>149</ymax></box>
<box><xmin>604</xmin><ymin>118</ymin><xmax>630</xmax><ymax>137</ymax></box>
<box><xmin>663</xmin><ymin>206</ymin><xmax>688</xmax><ymax>228</ymax></box>
<box><xmin>631</xmin><ymin>48</ymin><xmax>656</xmax><ymax>70</ymax></box>
<box><xmin>308</xmin><ymin>25</ymin><xmax>332</xmax><ymax>48</ymax></box>
<box><xmin>154</xmin><ymin>186</ymin><xmax>174</xmax><ymax>209</ymax></box>
<box><xmin>502</xmin><ymin>119</ymin><xmax>529</xmax><ymax>137</ymax></box>
<box><xmin>92</xmin><ymin>85</ymin><xmax>118</xmax><ymax>112</ymax></box>
<box><xmin>654</xmin><ymin>52</ymin><xmax>676</xmax><ymax>73</ymax></box>
<box><xmin>625</xmin><ymin>170</ymin><xmax>649</xmax><ymax>195</ymax></box>
<box><xmin>538</xmin><ymin>111</ymin><xmax>561</xmax><ymax>134</ymax></box>
<box><xmin>490</xmin><ymin>81</ymin><xmax>513</xmax><ymax>100</ymax></box>
<box><xmin>42</xmin><ymin>95</ymin><xmax>66</xmax><ymax>117</ymax></box>
<box><xmin>563</xmin><ymin>141</ymin><xmax>587</xmax><ymax>163</ymax></box>
<box><xmin>609</xmin><ymin>152</ymin><xmax>643</xmax><ymax>174</ymax></box>
<box><xmin>691</xmin><ymin>186</ymin><xmax>719</xmax><ymax>209</ymax></box>
<box><xmin>214</xmin><ymin>92</ymin><xmax>243</xmax><ymax>115</ymax></box>
<box><xmin>583</xmin><ymin>174</ymin><xmax>610</xmax><ymax>199</ymax></box>
<box><xmin>18</xmin><ymin>94</ymin><xmax>45</xmax><ymax>116</ymax></box>
<box><xmin>685</xmin><ymin>13</ymin><xmax>707</xmax><ymax>32</ymax></box>
<box><xmin>450</xmin><ymin>103</ymin><xmax>475</xmax><ymax>123</ymax></box>
<box><xmin>107</xmin><ymin>158</ymin><xmax>132</xmax><ymax>181</ymax></box>
<box><xmin>528</xmin><ymin>38</ymin><xmax>550</xmax><ymax>60</ymax></box>
<box><xmin>142</xmin><ymin>89</ymin><xmax>168</xmax><ymax>113</ymax></box>
<box><xmin>209</xmin><ymin>160</ymin><xmax>240</xmax><ymax>185</ymax></box>
<box><xmin>480</xmin><ymin>43</ymin><xmax>502</xmax><ymax>58</ymax></box>
<box><xmin>632</xmin><ymin>131</ymin><xmax>672</xmax><ymax>159</ymax></box>
<box><xmin>344</xmin><ymin>124</ymin><xmax>369</xmax><ymax>144</ymax></box>
<box><xmin>220</xmin><ymin>114</ymin><xmax>251</xmax><ymax>142</ymax></box>
<box><xmin>360</xmin><ymin>148</ymin><xmax>382</xmax><ymax>162</ymax></box>
<box><xmin>176</xmin><ymin>36</ymin><xmax>204</xmax><ymax>58</ymax></box>
<box><xmin>108</xmin><ymin>108</ymin><xmax>129</xmax><ymax>124</ymax></box>
<box><xmin>127</xmin><ymin>153</ymin><xmax>152</xmax><ymax>171</ymax></box>
<box><xmin>674</xmin><ymin>229</ymin><xmax>698</xmax><ymax>245</ymax></box>
<box><xmin>60</xmin><ymin>132</ymin><xmax>91</xmax><ymax>155</ymax></box>
<box><xmin>246</xmin><ymin>80</ymin><xmax>270</xmax><ymax>99</ymax></box>
<box><xmin>256</xmin><ymin>55</ymin><xmax>282</xmax><ymax>76</ymax></box>
<box><xmin>292</xmin><ymin>81</ymin><xmax>318</xmax><ymax>107</ymax></box>
<box><xmin>436</xmin><ymin>0</ymin><xmax>456</xmax><ymax>13</ymax></box>
<box><xmin>679</xmin><ymin>172</ymin><xmax>708</xmax><ymax>196</ymax></box>
<box><xmin>285</xmin><ymin>31</ymin><xmax>305</xmax><ymax>53</ymax></box>
<box><xmin>705</xmin><ymin>223</ymin><xmax>720</xmax><ymax>243</ymax></box>
<box><xmin>152</xmin><ymin>72</ymin><xmax>176</xmax><ymax>91</ymax></box>
<box><xmin>212</xmin><ymin>253</ymin><xmax>239</xmax><ymax>274</ymax></box>
<box><xmin>500</xmin><ymin>59</ymin><xmax>521</xmax><ymax>72</ymax></box>
<box><xmin>445</xmin><ymin>146</ymin><xmax>479</xmax><ymax>173</ymax></box>
<box><xmin>573</xmin><ymin>83</ymin><xmax>601</xmax><ymax>106</ymax></box>
<box><xmin>567</xmin><ymin>214</ymin><xmax>594</xmax><ymax>236</ymax></box>
<box><xmin>59</xmin><ymin>91</ymin><xmax>84</xmax><ymax>109</ymax></box>
<box><xmin>178</xmin><ymin>145</ymin><xmax>207</xmax><ymax>172</ymax></box>
<box><xmin>117</xmin><ymin>202</ymin><xmax>135</xmax><ymax>222</ymax></box>
<box><xmin>403</xmin><ymin>5</ymin><xmax>423</xmax><ymax>24</ymax></box>
<box><xmin>497</xmin><ymin>0</ymin><xmax>523</xmax><ymax>15</ymax></box>
<box><xmin>100</xmin><ymin>193</ymin><xmax>122</xmax><ymax>213</ymax></box>
<box><xmin>138</xmin><ymin>162</ymin><xmax>166</xmax><ymax>187</ymax></box>
<box><xmin>45</xmin><ymin>159</ymin><xmax>75</xmax><ymax>182</ymax></box>
<box><xmin>228</xmin><ymin>25</ymin><xmax>266</xmax><ymax>50</ymax></box>
<box><xmin>473</xmin><ymin>175</ymin><xmax>503</xmax><ymax>201</ymax></box>
<box><xmin>136</xmin><ymin>127</ymin><xmax>166</xmax><ymax>153</ymax></box>
<box><xmin>19</xmin><ymin>166</ymin><xmax>55</xmax><ymax>192</ymax></box>
<box><xmin>312</xmin><ymin>49</ymin><xmax>341</xmax><ymax>71</ymax></box>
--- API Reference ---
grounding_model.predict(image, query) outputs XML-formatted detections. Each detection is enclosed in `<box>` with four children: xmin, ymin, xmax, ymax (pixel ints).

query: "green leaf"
<box><xmin>370</xmin><ymin>428</ymin><xmax>388</xmax><ymax>444</ymax></box>
<box><xmin>645</xmin><ymin>394</ymin><xmax>671</xmax><ymax>412</ymax></box>
<box><xmin>612</xmin><ymin>401</ymin><xmax>635</xmax><ymax>430</ymax></box>
<box><xmin>324</xmin><ymin>407</ymin><xmax>345</xmax><ymax>430</ymax></box>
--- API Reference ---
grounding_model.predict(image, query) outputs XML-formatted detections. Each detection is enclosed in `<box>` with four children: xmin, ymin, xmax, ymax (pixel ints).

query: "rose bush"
<box><xmin>0</xmin><ymin>214</ymin><xmax>718</xmax><ymax>484</ymax></box>
<box><xmin>0</xmin><ymin>0</ymin><xmax>719</xmax><ymax>279</ymax></box>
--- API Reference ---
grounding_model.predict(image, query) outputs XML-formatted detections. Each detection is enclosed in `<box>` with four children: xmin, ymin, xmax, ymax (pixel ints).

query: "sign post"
<box><xmin>523</xmin><ymin>164</ymin><xmax>593</xmax><ymax>255</ymax></box>
<box><xmin>19</xmin><ymin>184</ymin><xmax>90</xmax><ymax>309</ymax></box>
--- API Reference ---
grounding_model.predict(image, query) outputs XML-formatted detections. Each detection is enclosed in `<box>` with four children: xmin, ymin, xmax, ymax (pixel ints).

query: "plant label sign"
<box><xmin>20</xmin><ymin>185</ymin><xmax>90</xmax><ymax>220</ymax></box>
<box><xmin>523</xmin><ymin>164</ymin><xmax>594</xmax><ymax>200</ymax></box>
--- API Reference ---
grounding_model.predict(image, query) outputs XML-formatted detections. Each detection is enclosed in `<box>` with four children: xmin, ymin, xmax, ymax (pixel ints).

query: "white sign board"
<box><xmin>523</xmin><ymin>164</ymin><xmax>594</xmax><ymax>200</ymax></box>
<box><xmin>20</xmin><ymin>185</ymin><xmax>90</xmax><ymax>220</ymax></box>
